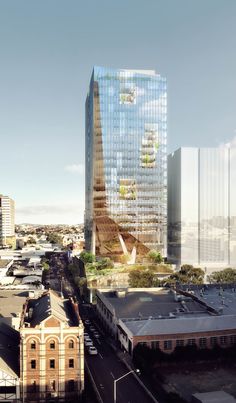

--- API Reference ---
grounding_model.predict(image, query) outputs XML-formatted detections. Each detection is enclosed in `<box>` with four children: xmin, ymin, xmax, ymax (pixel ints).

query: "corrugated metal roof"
<box><xmin>123</xmin><ymin>315</ymin><xmax>236</xmax><ymax>336</ymax></box>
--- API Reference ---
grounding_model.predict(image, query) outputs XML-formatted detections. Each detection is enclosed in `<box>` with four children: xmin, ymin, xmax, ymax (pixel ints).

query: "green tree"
<box><xmin>97</xmin><ymin>257</ymin><xmax>114</xmax><ymax>270</ymax></box>
<box><xmin>79</xmin><ymin>251</ymin><xmax>95</xmax><ymax>264</ymax></box>
<box><xmin>207</xmin><ymin>268</ymin><xmax>236</xmax><ymax>284</ymax></box>
<box><xmin>42</xmin><ymin>261</ymin><xmax>49</xmax><ymax>271</ymax></box>
<box><xmin>147</xmin><ymin>250</ymin><xmax>163</xmax><ymax>264</ymax></box>
<box><xmin>129</xmin><ymin>270</ymin><xmax>154</xmax><ymax>287</ymax></box>
<box><xmin>46</xmin><ymin>233</ymin><xmax>63</xmax><ymax>245</ymax></box>
<box><xmin>168</xmin><ymin>264</ymin><xmax>204</xmax><ymax>285</ymax></box>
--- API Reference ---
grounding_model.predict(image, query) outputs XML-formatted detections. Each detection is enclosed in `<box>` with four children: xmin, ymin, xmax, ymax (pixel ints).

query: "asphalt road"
<box><xmin>82</xmin><ymin>306</ymin><xmax>157</xmax><ymax>403</ymax></box>
<box><xmin>47</xmin><ymin>255</ymin><xmax>158</xmax><ymax>403</ymax></box>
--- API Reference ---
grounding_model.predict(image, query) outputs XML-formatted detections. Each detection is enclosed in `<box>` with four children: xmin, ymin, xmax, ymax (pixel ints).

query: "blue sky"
<box><xmin>0</xmin><ymin>0</ymin><xmax>236</xmax><ymax>224</ymax></box>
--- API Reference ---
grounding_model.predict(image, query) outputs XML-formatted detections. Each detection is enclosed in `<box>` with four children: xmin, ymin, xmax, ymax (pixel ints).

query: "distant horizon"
<box><xmin>15</xmin><ymin>222</ymin><xmax>84</xmax><ymax>226</ymax></box>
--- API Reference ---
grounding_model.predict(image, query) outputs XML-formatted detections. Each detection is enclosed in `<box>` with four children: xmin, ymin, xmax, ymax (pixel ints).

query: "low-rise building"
<box><xmin>96</xmin><ymin>285</ymin><xmax>236</xmax><ymax>355</ymax></box>
<box><xmin>0</xmin><ymin>323</ymin><xmax>20</xmax><ymax>402</ymax></box>
<box><xmin>0</xmin><ymin>259</ymin><xmax>13</xmax><ymax>280</ymax></box>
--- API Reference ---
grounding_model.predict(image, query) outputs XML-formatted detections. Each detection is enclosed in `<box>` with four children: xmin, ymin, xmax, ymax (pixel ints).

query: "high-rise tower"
<box><xmin>0</xmin><ymin>194</ymin><xmax>15</xmax><ymax>248</ymax></box>
<box><xmin>168</xmin><ymin>147</ymin><xmax>236</xmax><ymax>268</ymax></box>
<box><xmin>85</xmin><ymin>66</ymin><xmax>167</xmax><ymax>260</ymax></box>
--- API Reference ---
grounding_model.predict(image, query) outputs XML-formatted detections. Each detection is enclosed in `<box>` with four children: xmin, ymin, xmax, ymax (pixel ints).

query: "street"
<box><xmin>47</xmin><ymin>254</ymin><xmax>159</xmax><ymax>403</ymax></box>
<box><xmin>81</xmin><ymin>304</ymin><xmax>157</xmax><ymax>403</ymax></box>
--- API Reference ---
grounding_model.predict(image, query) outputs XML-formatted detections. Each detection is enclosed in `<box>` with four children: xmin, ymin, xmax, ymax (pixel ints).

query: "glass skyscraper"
<box><xmin>85</xmin><ymin>66</ymin><xmax>167</xmax><ymax>259</ymax></box>
<box><xmin>168</xmin><ymin>147</ymin><xmax>236</xmax><ymax>268</ymax></box>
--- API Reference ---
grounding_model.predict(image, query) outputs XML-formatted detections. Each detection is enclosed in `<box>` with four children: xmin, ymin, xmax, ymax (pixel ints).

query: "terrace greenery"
<box><xmin>207</xmin><ymin>268</ymin><xmax>236</xmax><ymax>284</ymax></box>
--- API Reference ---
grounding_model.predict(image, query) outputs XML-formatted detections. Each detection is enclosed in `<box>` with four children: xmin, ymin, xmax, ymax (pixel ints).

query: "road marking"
<box><xmin>110</xmin><ymin>372</ymin><xmax>115</xmax><ymax>379</ymax></box>
<box><xmin>99</xmin><ymin>353</ymin><xmax>103</xmax><ymax>359</ymax></box>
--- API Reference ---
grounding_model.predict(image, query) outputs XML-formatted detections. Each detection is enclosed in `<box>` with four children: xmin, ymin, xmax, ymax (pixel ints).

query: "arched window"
<box><xmin>68</xmin><ymin>339</ymin><xmax>74</xmax><ymax>349</ymax></box>
<box><xmin>31</xmin><ymin>340</ymin><xmax>36</xmax><ymax>350</ymax></box>
<box><xmin>49</xmin><ymin>340</ymin><xmax>55</xmax><ymax>349</ymax></box>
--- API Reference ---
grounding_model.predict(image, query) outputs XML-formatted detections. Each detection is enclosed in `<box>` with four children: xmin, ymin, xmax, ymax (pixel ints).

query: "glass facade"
<box><xmin>168</xmin><ymin>147</ymin><xmax>236</xmax><ymax>267</ymax></box>
<box><xmin>85</xmin><ymin>66</ymin><xmax>167</xmax><ymax>259</ymax></box>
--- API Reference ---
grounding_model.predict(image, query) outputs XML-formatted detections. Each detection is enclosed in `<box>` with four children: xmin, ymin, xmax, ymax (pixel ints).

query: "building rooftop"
<box><xmin>192</xmin><ymin>390</ymin><xmax>236</xmax><ymax>403</ymax></box>
<box><xmin>100</xmin><ymin>288</ymin><xmax>208</xmax><ymax>320</ymax></box>
<box><xmin>0</xmin><ymin>290</ymin><xmax>28</xmax><ymax>319</ymax></box>
<box><xmin>23</xmin><ymin>290</ymin><xmax>80</xmax><ymax>327</ymax></box>
<box><xmin>179</xmin><ymin>284</ymin><xmax>236</xmax><ymax>316</ymax></box>
<box><xmin>0</xmin><ymin>259</ymin><xmax>12</xmax><ymax>269</ymax></box>
<box><xmin>123</xmin><ymin>314</ymin><xmax>236</xmax><ymax>337</ymax></box>
<box><xmin>98</xmin><ymin>286</ymin><xmax>236</xmax><ymax>337</ymax></box>
<box><xmin>0</xmin><ymin>323</ymin><xmax>19</xmax><ymax>377</ymax></box>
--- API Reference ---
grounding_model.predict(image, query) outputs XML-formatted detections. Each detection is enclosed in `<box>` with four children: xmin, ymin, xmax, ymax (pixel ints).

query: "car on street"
<box><xmin>84</xmin><ymin>319</ymin><xmax>91</xmax><ymax>325</ymax></box>
<box><xmin>88</xmin><ymin>346</ymin><xmax>98</xmax><ymax>355</ymax></box>
<box><xmin>93</xmin><ymin>332</ymin><xmax>100</xmax><ymax>339</ymax></box>
<box><xmin>89</xmin><ymin>326</ymin><xmax>96</xmax><ymax>331</ymax></box>
<box><xmin>84</xmin><ymin>339</ymin><xmax>93</xmax><ymax>347</ymax></box>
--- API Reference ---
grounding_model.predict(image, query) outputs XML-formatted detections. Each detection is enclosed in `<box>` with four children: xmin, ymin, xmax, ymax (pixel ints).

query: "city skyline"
<box><xmin>0</xmin><ymin>1</ymin><xmax>236</xmax><ymax>224</ymax></box>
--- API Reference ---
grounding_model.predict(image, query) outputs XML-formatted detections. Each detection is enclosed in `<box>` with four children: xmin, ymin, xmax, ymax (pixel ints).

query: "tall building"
<box><xmin>0</xmin><ymin>194</ymin><xmax>15</xmax><ymax>248</ymax></box>
<box><xmin>85</xmin><ymin>66</ymin><xmax>167</xmax><ymax>260</ymax></box>
<box><xmin>168</xmin><ymin>147</ymin><xmax>236</xmax><ymax>268</ymax></box>
<box><xmin>20</xmin><ymin>291</ymin><xmax>84</xmax><ymax>402</ymax></box>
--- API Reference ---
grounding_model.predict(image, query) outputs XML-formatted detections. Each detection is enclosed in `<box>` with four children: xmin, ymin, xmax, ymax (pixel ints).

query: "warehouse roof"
<box><xmin>122</xmin><ymin>314</ymin><xmax>236</xmax><ymax>337</ymax></box>
<box><xmin>99</xmin><ymin>288</ymin><xmax>209</xmax><ymax>320</ymax></box>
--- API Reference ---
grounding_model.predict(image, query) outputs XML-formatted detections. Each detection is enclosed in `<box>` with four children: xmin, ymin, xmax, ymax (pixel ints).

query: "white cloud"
<box><xmin>223</xmin><ymin>134</ymin><xmax>236</xmax><ymax>148</ymax></box>
<box><xmin>65</xmin><ymin>163</ymin><xmax>84</xmax><ymax>174</ymax></box>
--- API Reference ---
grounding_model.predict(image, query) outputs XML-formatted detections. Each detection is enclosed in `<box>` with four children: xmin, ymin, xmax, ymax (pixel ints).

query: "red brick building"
<box><xmin>20</xmin><ymin>290</ymin><xmax>84</xmax><ymax>402</ymax></box>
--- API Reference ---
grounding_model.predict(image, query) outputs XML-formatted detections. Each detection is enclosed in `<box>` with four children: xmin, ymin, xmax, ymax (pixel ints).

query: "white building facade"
<box><xmin>168</xmin><ymin>147</ymin><xmax>236</xmax><ymax>268</ymax></box>
<box><xmin>0</xmin><ymin>195</ymin><xmax>15</xmax><ymax>248</ymax></box>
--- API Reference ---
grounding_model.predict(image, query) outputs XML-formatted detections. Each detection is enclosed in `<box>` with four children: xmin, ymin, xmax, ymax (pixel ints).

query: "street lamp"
<box><xmin>114</xmin><ymin>369</ymin><xmax>140</xmax><ymax>403</ymax></box>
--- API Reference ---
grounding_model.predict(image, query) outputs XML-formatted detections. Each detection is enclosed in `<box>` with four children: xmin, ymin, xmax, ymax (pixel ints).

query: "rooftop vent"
<box><xmin>116</xmin><ymin>290</ymin><xmax>126</xmax><ymax>298</ymax></box>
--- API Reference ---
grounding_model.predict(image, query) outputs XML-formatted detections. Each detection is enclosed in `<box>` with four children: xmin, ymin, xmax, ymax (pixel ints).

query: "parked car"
<box><xmin>93</xmin><ymin>332</ymin><xmax>100</xmax><ymax>339</ymax></box>
<box><xmin>88</xmin><ymin>346</ymin><xmax>98</xmax><ymax>355</ymax></box>
<box><xmin>84</xmin><ymin>319</ymin><xmax>91</xmax><ymax>325</ymax></box>
<box><xmin>84</xmin><ymin>339</ymin><xmax>93</xmax><ymax>347</ymax></box>
<box><xmin>89</xmin><ymin>326</ymin><xmax>96</xmax><ymax>332</ymax></box>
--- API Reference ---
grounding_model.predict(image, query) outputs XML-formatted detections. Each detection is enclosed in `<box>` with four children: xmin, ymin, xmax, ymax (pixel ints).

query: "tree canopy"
<box><xmin>168</xmin><ymin>264</ymin><xmax>205</xmax><ymax>285</ymax></box>
<box><xmin>79</xmin><ymin>251</ymin><xmax>95</xmax><ymax>264</ymax></box>
<box><xmin>129</xmin><ymin>270</ymin><xmax>154</xmax><ymax>288</ymax></box>
<box><xmin>207</xmin><ymin>268</ymin><xmax>236</xmax><ymax>284</ymax></box>
<box><xmin>147</xmin><ymin>250</ymin><xmax>163</xmax><ymax>264</ymax></box>
<box><xmin>46</xmin><ymin>233</ymin><xmax>63</xmax><ymax>245</ymax></box>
